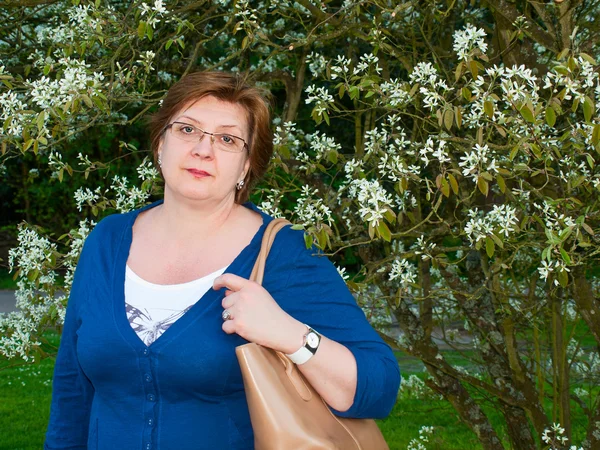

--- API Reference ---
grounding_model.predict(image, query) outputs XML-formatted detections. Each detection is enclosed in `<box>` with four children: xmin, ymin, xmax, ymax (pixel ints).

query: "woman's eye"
<box><xmin>182</xmin><ymin>126</ymin><xmax>195</xmax><ymax>134</ymax></box>
<box><xmin>221</xmin><ymin>135</ymin><xmax>234</xmax><ymax>144</ymax></box>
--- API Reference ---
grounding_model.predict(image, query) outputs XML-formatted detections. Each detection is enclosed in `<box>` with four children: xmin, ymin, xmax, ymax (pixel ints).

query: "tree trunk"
<box><xmin>394</xmin><ymin>297</ymin><xmax>504</xmax><ymax>450</ymax></box>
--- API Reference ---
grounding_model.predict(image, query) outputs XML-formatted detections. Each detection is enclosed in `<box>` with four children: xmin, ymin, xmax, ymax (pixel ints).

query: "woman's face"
<box><xmin>158</xmin><ymin>96</ymin><xmax>250</xmax><ymax>206</ymax></box>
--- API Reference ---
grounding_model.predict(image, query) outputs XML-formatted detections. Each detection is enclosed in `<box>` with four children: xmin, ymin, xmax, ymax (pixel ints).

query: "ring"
<box><xmin>222</xmin><ymin>309</ymin><xmax>232</xmax><ymax>321</ymax></box>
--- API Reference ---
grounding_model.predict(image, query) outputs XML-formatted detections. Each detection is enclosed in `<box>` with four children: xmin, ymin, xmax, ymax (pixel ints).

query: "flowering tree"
<box><xmin>1</xmin><ymin>1</ymin><xmax>600</xmax><ymax>449</ymax></box>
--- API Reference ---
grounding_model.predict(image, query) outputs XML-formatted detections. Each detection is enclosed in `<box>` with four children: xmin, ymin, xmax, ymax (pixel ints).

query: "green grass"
<box><xmin>0</xmin><ymin>267</ymin><xmax>18</xmax><ymax>290</ymax></box>
<box><xmin>0</xmin><ymin>331</ymin><xmax>487</xmax><ymax>450</ymax></box>
<box><xmin>0</xmin><ymin>331</ymin><xmax>590</xmax><ymax>449</ymax></box>
<box><xmin>0</xmin><ymin>358</ymin><xmax>486</xmax><ymax>450</ymax></box>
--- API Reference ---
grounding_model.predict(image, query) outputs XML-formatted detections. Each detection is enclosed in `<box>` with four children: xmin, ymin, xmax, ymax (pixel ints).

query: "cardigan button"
<box><xmin>147</xmin><ymin>394</ymin><xmax>155</xmax><ymax>402</ymax></box>
<box><xmin>146</xmin><ymin>443</ymin><xmax>152</xmax><ymax>450</ymax></box>
<box><xmin>142</xmin><ymin>348</ymin><xmax>150</xmax><ymax>356</ymax></box>
<box><xmin>148</xmin><ymin>418</ymin><xmax>154</xmax><ymax>426</ymax></box>
<box><xmin>144</xmin><ymin>374</ymin><xmax>152</xmax><ymax>382</ymax></box>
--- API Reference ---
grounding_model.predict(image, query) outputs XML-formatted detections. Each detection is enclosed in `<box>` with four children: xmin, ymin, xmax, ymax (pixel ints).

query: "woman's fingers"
<box><xmin>213</xmin><ymin>273</ymin><xmax>252</xmax><ymax>292</ymax></box>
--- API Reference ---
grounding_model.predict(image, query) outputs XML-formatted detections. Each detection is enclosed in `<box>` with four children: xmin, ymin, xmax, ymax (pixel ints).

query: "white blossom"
<box><xmin>464</xmin><ymin>205</ymin><xmax>518</xmax><ymax>244</ymax></box>
<box><xmin>453</xmin><ymin>24</ymin><xmax>488</xmax><ymax>61</ymax></box>
<box><xmin>458</xmin><ymin>144</ymin><xmax>498</xmax><ymax>183</ymax></box>
<box><xmin>293</xmin><ymin>185</ymin><xmax>333</xmax><ymax>227</ymax></box>
<box><xmin>305</xmin><ymin>85</ymin><xmax>334</xmax><ymax>115</ymax></box>
<box><xmin>389</xmin><ymin>258</ymin><xmax>417</xmax><ymax>287</ymax></box>
<box><xmin>306</xmin><ymin>52</ymin><xmax>327</xmax><ymax>78</ymax></box>
<box><xmin>348</xmin><ymin>179</ymin><xmax>393</xmax><ymax>228</ymax></box>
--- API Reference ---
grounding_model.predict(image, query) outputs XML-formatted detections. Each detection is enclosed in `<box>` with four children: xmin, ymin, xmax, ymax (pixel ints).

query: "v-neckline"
<box><xmin>112</xmin><ymin>199</ymin><xmax>270</xmax><ymax>351</ymax></box>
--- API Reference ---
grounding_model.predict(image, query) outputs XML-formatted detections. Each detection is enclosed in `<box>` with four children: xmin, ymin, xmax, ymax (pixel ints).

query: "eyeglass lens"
<box><xmin>170</xmin><ymin>123</ymin><xmax>245</xmax><ymax>152</ymax></box>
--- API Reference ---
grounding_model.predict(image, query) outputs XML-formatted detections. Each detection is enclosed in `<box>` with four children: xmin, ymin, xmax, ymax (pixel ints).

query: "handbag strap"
<box><xmin>249</xmin><ymin>218</ymin><xmax>291</xmax><ymax>285</ymax></box>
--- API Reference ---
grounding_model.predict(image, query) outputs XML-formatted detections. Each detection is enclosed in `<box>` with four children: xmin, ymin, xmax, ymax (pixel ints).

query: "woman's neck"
<box><xmin>154</xmin><ymin>193</ymin><xmax>240</xmax><ymax>245</ymax></box>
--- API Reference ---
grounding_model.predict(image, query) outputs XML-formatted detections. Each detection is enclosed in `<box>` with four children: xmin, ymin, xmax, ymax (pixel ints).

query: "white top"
<box><xmin>125</xmin><ymin>265</ymin><xmax>227</xmax><ymax>346</ymax></box>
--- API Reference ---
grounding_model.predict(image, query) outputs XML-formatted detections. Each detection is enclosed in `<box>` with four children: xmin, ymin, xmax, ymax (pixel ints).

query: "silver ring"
<box><xmin>222</xmin><ymin>309</ymin><xmax>232</xmax><ymax>321</ymax></box>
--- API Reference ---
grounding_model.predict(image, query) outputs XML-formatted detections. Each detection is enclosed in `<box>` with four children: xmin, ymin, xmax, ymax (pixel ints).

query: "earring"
<box><xmin>236</xmin><ymin>180</ymin><xmax>245</xmax><ymax>190</ymax></box>
<box><xmin>157</xmin><ymin>153</ymin><xmax>162</xmax><ymax>167</ymax></box>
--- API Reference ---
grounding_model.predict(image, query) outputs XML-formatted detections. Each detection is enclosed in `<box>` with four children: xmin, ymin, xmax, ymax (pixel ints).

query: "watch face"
<box><xmin>306</xmin><ymin>332</ymin><xmax>319</xmax><ymax>349</ymax></box>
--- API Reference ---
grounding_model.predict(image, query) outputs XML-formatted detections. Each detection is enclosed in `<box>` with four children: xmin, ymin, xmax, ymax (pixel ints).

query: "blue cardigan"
<box><xmin>44</xmin><ymin>200</ymin><xmax>401</xmax><ymax>450</ymax></box>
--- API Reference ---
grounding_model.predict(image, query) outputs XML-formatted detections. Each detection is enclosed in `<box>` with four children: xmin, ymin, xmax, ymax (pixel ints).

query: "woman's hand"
<box><xmin>213</xmin><ymin>273</ymin><xmax>306</xmax><ymax>353</ymax></box>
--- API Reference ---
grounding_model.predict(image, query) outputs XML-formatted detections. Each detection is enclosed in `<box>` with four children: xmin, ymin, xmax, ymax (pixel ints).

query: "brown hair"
<box><xmin>149</xmin><ymin>71</ymin><xmax>273</xmax><ymax>203</ymax></box>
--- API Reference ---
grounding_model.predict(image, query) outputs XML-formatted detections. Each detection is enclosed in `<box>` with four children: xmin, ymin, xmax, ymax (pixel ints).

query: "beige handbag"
<box><xmin>235</xmin><ymin>218</ymin><xmax>390</xmax><ymax>450</ymax></box>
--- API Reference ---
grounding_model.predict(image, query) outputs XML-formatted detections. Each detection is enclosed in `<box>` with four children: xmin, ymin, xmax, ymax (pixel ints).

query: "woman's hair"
<box><xmin>149</xmin><ymin>71</ymin><xmax>273</xmax><ymax>203</ymax></box>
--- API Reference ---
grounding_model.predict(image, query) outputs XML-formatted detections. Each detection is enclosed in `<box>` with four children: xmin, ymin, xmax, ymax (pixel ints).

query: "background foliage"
<box><xmin>1</xmin><ymin>1</ymin><xmax>600</xmax><ymax>449</ymax></box>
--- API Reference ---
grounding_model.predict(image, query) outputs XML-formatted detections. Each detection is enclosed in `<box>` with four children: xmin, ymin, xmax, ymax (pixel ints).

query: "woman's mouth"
<box><xmin>187</xmin><ymin>169</ymin><xmax>211</xmax><ymax>177</ymax></box>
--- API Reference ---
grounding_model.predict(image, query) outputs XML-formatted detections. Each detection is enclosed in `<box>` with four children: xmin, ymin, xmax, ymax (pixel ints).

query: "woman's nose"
<box><xmin>191</xmin><ymin>132</ymin><xmax>215</xmax><ymax>158</ymax></box>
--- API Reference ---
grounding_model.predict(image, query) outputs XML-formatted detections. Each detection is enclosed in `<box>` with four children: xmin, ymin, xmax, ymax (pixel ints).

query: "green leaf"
<box><xmin>583</xmin><ymin>96</ymin><xmax>594</xmax><ymax>123</ymax></box>
<box><xmin>560</xmin><ymin>249</ymin><xmax>571</xmax><ymax>265</ymax></box>
<box><xmin>582</xmin><ymin>223</ymin><xmax>594</xmax><ymax>235</ymax></box>
<box><xmin>468</xmin><ymin>60</ymin><xmax>478</xmax><ymax>78</ymax></box>
<box><xmin>455</xmin><ymin>61</ymin><xmax>463</xmax><ymax>82</ymax></box>
<box><xmin>579</xmin><ymin>52</ymin><xmax>597</xmax><ymax>65</ymax></box>
<box><xmin>440</xmin><ymin>177</ymin><xmax>450</xmax><ymax>197</ymax></box>
<box><xmin>378</xmin><ymin>222</ymin><xmax>392</xmax><ymax>242</ymax></box>
<box><xmin>443</xmin><ymin>109</ymin><xmax>453</xmax><ymax>130</ymax></box>
<box><xmin>454</xmin><ymin>106</ymin><xmax>462</xmax><ymax>129</ymax></box>
<box><xmin>480</xmin><ymin>171</ymin><xmax>493</xmax><ymax>181</ymax></box>
<box><xmin>484</xmin><ymin>100</ymin><xmax>494</xmax><ymax>118</ymax></box>
<box><xmin>36</xmin><ymin>111</ymin><xmax>45</xmax><ymax>131</ymax></box>
<box><xmin>166</xmin><ymin>39</ymin><xmax>173</xmax><ymax>50</ymax></box>
<box><xmin>558</xmin><ymin>269</ymin><xmax>568</xmax><ymax>287</ymax></box>
<box><xmin>304</xmin><ymin>233</ymin><xmax>313</xmax><ymax>249</ymax></box>
<box><xmin>557</xmin><ymin>48</ymin><xmax>570</xmax><ymax>60</ymax></box>
<box><xmin>146</xmin><ymin>23</ymin><xmax>154</xmax><ymax>40</ymax></box>
<box><xmin>490</xmin><ymin>233</ymin><xmax>504</xmax><ymax>249</ymax></box>
<box><xmin>477</xmin><ymin>177</ymin><xmax>489</xmax><ymax>196</ymax></box>
<box><xmin>448</xmin><ymin>173</ymin><xmax>459</xmax><ymax>195</ymax></box>
<box><xmin>81</xmin><ymin>94</ymin><xmax>93</xmax><ymax>108</ymax></box>
<box><xmin>327</xmin><ymin>151</ymin><xmax>338</xmax><ymax>164</ymax></box>
<box><xmin>137</xmin><ymin>21</ymin><xmax>146</xmax><ymax>39</ymax></box>
<box><xmin>519</xmin><ymin>104</ymin><xmax>535</xmax><ymax>123</ymax></box>
<box><xmin>559</xmin><ymin>227</ymin><xmax>574</xmax><ymax>241</ymax></box>
<box><xmin>27</xmin><ymin>268</ymin><xmax>39</xmax><ymax>282</ymax></box>
<box><xmin>462</xmin><ymin>87</ymin><xmax>472</xmax><ymax>102</ymax></box>
<box><xmin>545</xmin><ymin>106</ymin><xmax>556</xmax><ymax>127</ymax></box>
<box><xmin>496</xmin><ymin>174</ymin><xmax>506</xmax><ymax>193</ymax></box>
<box><xmin>592</xmin><ymin>124</ymin><xmax>600</xmax><ymax>147</ymax></box>
<box><xmin>368</xmin><ymin>223</ymin><xmax>375</xmax><ymax>239</ymax></box>
<box><xmin>485</xmin><ymin>237</ymin><xmax>495</xmax><ymax>258</ymax></box>
<box><xmin>586</xmin><ymin>154</ymin><xmax>594</xmax><ymax>169</ymax></box>
<box><xmin>541</xmin><ymin>247</ymin><xmax>549</xmax><ymax>262</ymax></box>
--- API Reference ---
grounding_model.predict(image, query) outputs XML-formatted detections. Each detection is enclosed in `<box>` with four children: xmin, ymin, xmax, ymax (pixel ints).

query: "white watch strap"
<box><xmin>286</xmin><ymin>346</ymin><xmax>314</xmax><ymax>365</ymax></box>
<box><xmin>285</xmin><ymin>324</ymin><xmax>320</xmax><ymax>365</ymax></box>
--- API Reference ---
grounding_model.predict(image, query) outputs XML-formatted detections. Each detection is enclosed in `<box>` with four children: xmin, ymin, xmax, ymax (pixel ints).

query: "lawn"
<box><xmin>0</xmin><ymin>267</ymin><xmax>18</xmax><ymax>290</ymax></box>
<box><xmin>0</xmin><ymin>330</ymin><xmax>489</xmax><ymax>450</ymax></box>
<box><xmin>1</xmin><ymin>329</ymin><xmax>592</xmax><ymax>449</ymax></box>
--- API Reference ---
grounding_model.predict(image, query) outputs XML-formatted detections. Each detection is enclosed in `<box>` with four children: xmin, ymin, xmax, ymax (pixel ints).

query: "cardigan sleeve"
<box><xmin>265</xmin><ymin>226</ymin><xmax>401</xmax><ymax>419</ymax></box>
<box><xmin>44</xmin><ymin>234</ymin><xmax>96</xmax><ymax>449</ymax></box>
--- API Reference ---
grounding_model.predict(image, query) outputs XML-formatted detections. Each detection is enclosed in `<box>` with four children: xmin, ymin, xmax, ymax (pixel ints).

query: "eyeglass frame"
<box><xmin>162</xmin><ymin>121</ymin><xmax>249</xmax><ymax>153</ymax></box>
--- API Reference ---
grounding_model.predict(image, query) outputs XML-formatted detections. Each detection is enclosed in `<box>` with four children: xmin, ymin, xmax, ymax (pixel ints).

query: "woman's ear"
<box><xmin>243</xmin><ymin>157</ymin><xmax>250</xmax><ymax>180</ymax></box>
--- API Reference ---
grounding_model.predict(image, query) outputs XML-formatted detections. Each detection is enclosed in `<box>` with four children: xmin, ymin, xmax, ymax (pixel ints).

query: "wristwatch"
<box><xmin>285</xmin><ymin>324</ymin><xmax>321</xmax><ymax>365</ymax></box>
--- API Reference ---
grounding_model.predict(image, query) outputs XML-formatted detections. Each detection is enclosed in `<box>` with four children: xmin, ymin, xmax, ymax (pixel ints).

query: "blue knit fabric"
<box><xmin>44</xmin><ymin>199</ymin><xmax>401</xmax><ymax>450</ymax></box>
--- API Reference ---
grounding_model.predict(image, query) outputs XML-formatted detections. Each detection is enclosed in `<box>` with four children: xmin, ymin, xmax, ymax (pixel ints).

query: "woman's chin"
<box><xmin>166</xmin><ymin>186</ymin><xmax>233</xmax><ymax>204</ymax></box>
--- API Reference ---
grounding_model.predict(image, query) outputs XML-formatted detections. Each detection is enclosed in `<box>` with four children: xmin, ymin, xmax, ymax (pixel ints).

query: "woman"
<box><xmin>44</xmin><ymin>72</ymin><xmax>400</xmax><ymax>450</ymax></box>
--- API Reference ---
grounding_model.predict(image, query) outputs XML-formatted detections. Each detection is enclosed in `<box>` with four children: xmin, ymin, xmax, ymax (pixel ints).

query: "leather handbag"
<box><xmin>235</xmin><ymin>218</ymin><xmax>390</xmax><ymax>450</ymax></box>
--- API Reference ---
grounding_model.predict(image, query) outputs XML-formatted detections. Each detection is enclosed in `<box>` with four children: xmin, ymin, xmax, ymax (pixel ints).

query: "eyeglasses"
<box><xmin>164</xmin><ymin>121</ymin><xmax>248</xmax><ymax>153</ymax></box>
